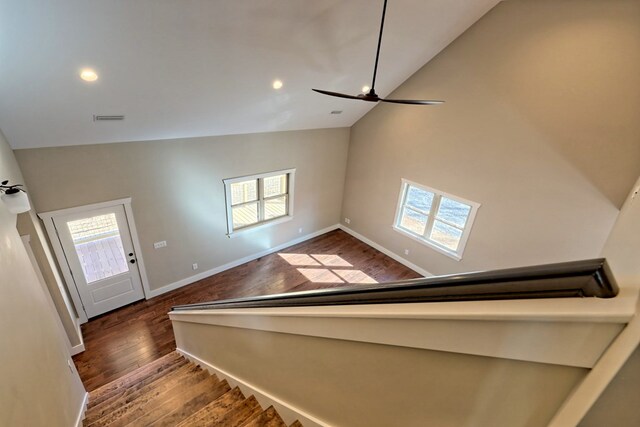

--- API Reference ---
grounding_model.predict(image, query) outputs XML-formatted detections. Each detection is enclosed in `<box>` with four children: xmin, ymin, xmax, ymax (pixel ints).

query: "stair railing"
<box><xmin>171</xmin><ymin>258</ymin><xmax>618</xmax><ymax>312</ymax></box>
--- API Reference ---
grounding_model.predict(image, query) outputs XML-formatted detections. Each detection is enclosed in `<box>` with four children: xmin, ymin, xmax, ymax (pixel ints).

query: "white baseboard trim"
<box><xmin>70</xmin><ymin>318</ymin><xmax>85</xmax><ymax>355</ymax></box>
<box><xmin>147</xmin><ymin>224</ymin><xmax>340</xmax><ymax>299</ymax></box>
<box><xmin>74</xmin><ymin>392</ymin><xmax>89</xmax><ymax>427</ymax></box>
<box><xmin>177</xmin><ymin>348</ymin><xmax>330</xmax><ymax>427</ymax></box>
<box><xmin>70</xmin><ymin>342</ymin><xmax>85</xmax><ymax>356</ymax></box>
<box><xmin>338</xmin><ymin>224</ymin><xmax>433</xmax><ymax>277</ymax></box>
<box><xmin>147</xmin><ymin>222</ymin><xmax>431</xmax><ymax>300</ymax></box>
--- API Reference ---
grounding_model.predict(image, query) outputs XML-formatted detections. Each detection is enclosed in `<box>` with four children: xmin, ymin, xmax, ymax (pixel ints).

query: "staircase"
<box><xmin>83</xmin><ymin>352</ymin><xmax>302</xmax><ymax>427</ymax></box>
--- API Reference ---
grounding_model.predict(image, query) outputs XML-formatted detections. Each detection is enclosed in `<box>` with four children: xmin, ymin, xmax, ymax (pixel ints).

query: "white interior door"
<box><xmin>53</xmin><ymin>204</ymin><xmax>144</xmax><ymax>318</ymax></box>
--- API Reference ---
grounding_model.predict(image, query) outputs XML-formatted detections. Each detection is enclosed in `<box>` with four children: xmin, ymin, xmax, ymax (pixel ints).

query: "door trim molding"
<box><xmin>122</xmin><ymin>202</ymin><xmax>152</xmax><ymax>301</ymax></box>
<box><xmin>38</xmin><ymin>197</ymin><xmax>134</xmax><ymax>219</ymax></box>
<box><xmin>38</xmin><ymin>198</ymin><xmax>150</xmax><ymax>324</ymax></box>
<box><xmin>40</xmin><ymin>216</ymin><xmax>88</xmax><ymax>323</ymax></box>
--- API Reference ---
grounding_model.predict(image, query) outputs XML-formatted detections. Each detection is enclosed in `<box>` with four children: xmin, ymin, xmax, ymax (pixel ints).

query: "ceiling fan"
<box><xmin>313</xmin><ymin>0</ymin><xmax>444</xmax><ymax>106</ymax></box>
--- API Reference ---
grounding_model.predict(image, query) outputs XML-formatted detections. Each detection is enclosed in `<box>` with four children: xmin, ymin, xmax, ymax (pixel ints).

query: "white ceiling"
<box><xmin>0</xmin><ymin>0</ymin><xmax>499</xmax><ymax>149</ymax></box>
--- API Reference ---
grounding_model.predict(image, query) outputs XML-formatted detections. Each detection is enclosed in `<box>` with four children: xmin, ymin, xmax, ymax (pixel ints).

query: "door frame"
<box><xmin>39</xmin><ymin>197</ymin><xmax>151</xmax><ymax>324</ymax></box>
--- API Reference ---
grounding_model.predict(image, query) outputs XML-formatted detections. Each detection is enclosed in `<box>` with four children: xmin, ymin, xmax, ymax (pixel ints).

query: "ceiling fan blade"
<box><xmin>380</xmin><ymin>98</ymin><xmax>445</xmax><ymax>105</ymax></box>
<box><xmin>312</xmin><ymin>1</ymin><xmax>445</xmax><ymax>106</ymax></box>
<box><xmin>312</xmin><ymin>89</ymin><xmax>364</xmax><ymax>100</ymax></box>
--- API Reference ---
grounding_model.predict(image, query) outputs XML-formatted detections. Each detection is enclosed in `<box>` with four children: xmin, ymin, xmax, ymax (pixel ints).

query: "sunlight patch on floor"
<box><xmin>280</xmin><ymin>253</ymin><xmax>376</xmax><ymax>284</ymax></box>
<box><xmin>310</xmin><ymin>254</ymin><xmax>353</xmax><ymax>267</ymax></box>
<box><xmin>333</xmin><ymin>269</ymin><xmax>377</xmax><ymax>284</ymax></box>
<box><xmin>279</xmin><ymin>253</ymin><xmax>353</xmax><ymax>267</ymax></box>
<box><xmin>278</xmin><ymin>253</ymin><xmax>321</xmax><ymax>266</ymax></box>
<box><xmin>297</xmin><ymin>268</ymin><xmax>345</xmax><ymax>283</ymax></box>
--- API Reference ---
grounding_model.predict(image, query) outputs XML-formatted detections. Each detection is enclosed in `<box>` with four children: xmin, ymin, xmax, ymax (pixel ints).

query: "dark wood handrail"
<box><xmin>171</xmin><ymin>258</ymin><xmax>618</xmax><ymax>312</ymax></box>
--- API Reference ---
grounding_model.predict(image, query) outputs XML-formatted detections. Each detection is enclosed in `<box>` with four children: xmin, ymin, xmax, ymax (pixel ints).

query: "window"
<box><xmin>223</xmin><ymin>169</ymin><xmax>295</xmax><ymax>236</ymax></box>
<box><xmin>393</xmin><ymin>179</ymin><xmax>479</xmax><ymax>260</ymax></box>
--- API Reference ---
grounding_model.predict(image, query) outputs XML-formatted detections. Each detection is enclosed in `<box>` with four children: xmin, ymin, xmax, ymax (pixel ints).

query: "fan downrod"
<box><xmin>312</xmin><ymin>0</ymin><xmax>444</xmax><ymax>106</ymax></box>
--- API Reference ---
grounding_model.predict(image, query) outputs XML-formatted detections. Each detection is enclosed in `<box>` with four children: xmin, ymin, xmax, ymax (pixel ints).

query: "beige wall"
<box><xmin>15</xmin><ymin>128</ymin><xmax>350</xmax><ymax>293</ymax></box>
<box><xmin>582</xmin><ymin>172</ymin><xmax>640</xmax><ymax>426</ymax></box>
<box><xmin>341</xmin><ymin>0</ymin><xmax>640</xmax><ymax>276</ymax></box>
<box><xmin>174</xmin><ymin>321</ymin><xmax>586</xmax><ymax>427</ymax></box>
<box><xmin>580</xmin><ymin>344</ymin><xmax>640</xmax><ymax>426</ymax></box>
<box><xmin>0</xmin><ymin>130</ymin><xmax>86</xmax><ymax>426</ymax></box>
<box><xmin>601</xmin><ymin>176</ymin><xmax>640</xmax><ymax>288</ymax></box>
<box><xmin>16</xmin><ymin>211</ymin><xmax>81</xmax><ymax>346</ymax></box>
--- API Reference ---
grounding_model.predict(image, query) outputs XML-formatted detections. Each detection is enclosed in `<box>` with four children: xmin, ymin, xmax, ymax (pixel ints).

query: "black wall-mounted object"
<box><xmin>0</xmin><ymin>179</ymin><xmax>25</xmax><ymax>195</ymax></box>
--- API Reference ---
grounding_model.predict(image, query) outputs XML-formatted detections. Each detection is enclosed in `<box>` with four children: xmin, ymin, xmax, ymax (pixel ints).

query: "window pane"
<box><xmin>264</xmin><ymin>195</ymin><xmax>287</xmax><ymax>220</ymax></box>
<box><xmin>230</xmin><ymin>180</ymin><xmax>258</xmax><ymax>205</ymax></box>
<box><xmin>232</xmin><ymin>202</ymin><xmax>258</xmax><ymax>229</ymax></box>
<box><xmin>405</xmin><ymin>185</ymin><xmax>434</xmax><ymax>213</ymax></box>
<box><xmin>436</xmin><ymin>197</ymin><xmax>471</xmax><ymax>228</ymax></box>
<box><xmin>399</xmin><ymin>208</ymin><xmax>428</xmax><ymax>235</ymax></box>
<box><xmin>264</xmin><ymin>174</ymin><xmax>287</xmax><ymax>198</ymax></box>
<box><xmin>67</xmin><ymin>213</ymin><xmax>128</xmax><ymax>284</ymax></box>
<box><xmin>430</xmin><ymin>220</ymin><xmax>463</xmax><ymax>251</ymax></box>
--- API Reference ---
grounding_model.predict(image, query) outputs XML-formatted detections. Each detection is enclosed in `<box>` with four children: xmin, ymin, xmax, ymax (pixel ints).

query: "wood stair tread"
<box><xmin>85</xmin><ymin>366</ymin><xmax>212</xmax><ymax>427</ymax></box>
<box><xmin>92</xmin><ymin>373</ymin><xmax>219</xmax><ymax>427</ymax></box>
<box><xmin>212</xmin><ymin>395</ymin><xmax>262</xmax><ymax>427</ymax></box>
<box><xmin>124</xmin><ymin>376</ymin><xmax>230</xmax><ymax>426</ymax></box>
<box><xmin>136</xmin><ymin>381</ymin><xmax>231</xmax><ymax>427</ymax></box>
<box><xmin>84</xmin><ymin>363</ymin><xmax>201</xmax><ymax>425</ymax></box>
<box><xmin>87</xmin><ymin>351</ymin><xmax>183</xmax><ymax>408</ymax></box>
<box><xmin>87</xmin><ymin>357</ymin><xmax>190</xmax><ymax>419</ymax></box>
<box><xmin>82</xmin><ymin>352</ymin><xmax>299</xmax><ymax>427</ymax></box>
<box><xmin>176</xmin><ymin>387</ymin><xmax>246</xmax><ymax>427</ymax></box>
<box><xmin>241</xmin><ymin>406</ymin><xmax>287</xmax><ymax>427</ymax></box>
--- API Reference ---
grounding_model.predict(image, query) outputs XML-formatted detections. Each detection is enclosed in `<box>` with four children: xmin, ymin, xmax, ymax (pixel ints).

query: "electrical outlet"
<box><xmin>344</xmin><ymin>217</ymin><xmax>351</xmax><ymax>224</ymax></box>
<box><xmin>192</xmin><ymin>263</ymin><xmax>198</xmax><ymax>270</ymax></box>
<box><xmin>154</xmin><ymin>241</ymin><xmax>167</xmax><ymax>249</ymax></box>
<box><xmin>404</xmin><ymin>249</ymin><xmax>410</xmax><ymax>256</ymax></box>
<box><xmin>298</xmin><ymin>228</ymin><xmax>303</xmax><ymax>234</ymax></box>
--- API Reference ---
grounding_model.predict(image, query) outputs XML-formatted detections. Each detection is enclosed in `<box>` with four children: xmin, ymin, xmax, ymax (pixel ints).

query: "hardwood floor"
<box><xmin>73</xmin><ymin>229</ymin><xmax>421</xmax><ymax>391</ymax></box>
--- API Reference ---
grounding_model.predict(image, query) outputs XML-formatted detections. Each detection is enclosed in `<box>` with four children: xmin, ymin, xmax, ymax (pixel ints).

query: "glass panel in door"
<box><xmin>66</xmin><ymin>213</ymin><xmax>129</xmax><ymax>283</ymax></box>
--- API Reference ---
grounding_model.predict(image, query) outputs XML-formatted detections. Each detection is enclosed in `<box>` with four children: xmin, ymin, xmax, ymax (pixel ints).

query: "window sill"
<box><xmin>392</xmin><ymin>225</ymin><xmax>462</xmax><ymax>261</ymax></box>
<box><xmin>227</xmin><ymin>215</ymin><xmax>293</xmax><ymax>239</ymax></box>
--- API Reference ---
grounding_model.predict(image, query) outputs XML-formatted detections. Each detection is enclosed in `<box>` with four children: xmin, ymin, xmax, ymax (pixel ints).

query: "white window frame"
<box><xmin>223</xmin><ymin>168</ymin><xmax>295</xmax><ymax>237</ymax></box>
<box><xmin>392</xmin><ymin>178</ymin><xmax>480</xmax><ymax>261</ymax></box>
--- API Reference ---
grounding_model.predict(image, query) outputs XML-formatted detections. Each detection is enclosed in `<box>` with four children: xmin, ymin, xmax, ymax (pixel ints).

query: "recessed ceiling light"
<box><xmin>272</xmin><ymin>80</ymin><xmax>283</xmax><ymax>90</ymax></box>
<box><xmin>362</xmin><ymin>85</ymin><xmax>370</xmax><ymax>93</ymax></box>
<box><xmin>80</xmin><ymin>69</ymin><xmax>98</xmax><ymax>82</ymax></box>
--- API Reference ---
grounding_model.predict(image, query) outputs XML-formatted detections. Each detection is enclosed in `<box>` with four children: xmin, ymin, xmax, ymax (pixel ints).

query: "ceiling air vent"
<box><xmin>93</xmin><ymin>115</ymin><xmax>125</xmax><ymax>121</ymax></box>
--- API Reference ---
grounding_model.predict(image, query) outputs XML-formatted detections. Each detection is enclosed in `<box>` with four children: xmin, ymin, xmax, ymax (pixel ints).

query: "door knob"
<box><xmin>130</xmin><ymin>259</ymin><xmax>136</xmax><ymax>264</ymax></box>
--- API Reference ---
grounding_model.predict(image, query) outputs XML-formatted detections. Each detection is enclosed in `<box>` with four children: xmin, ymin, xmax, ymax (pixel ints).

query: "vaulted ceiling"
<box><xmin>0</xmin><ymin>0</ymin><xmax>499</xmax><ymax>149</ymax></box>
